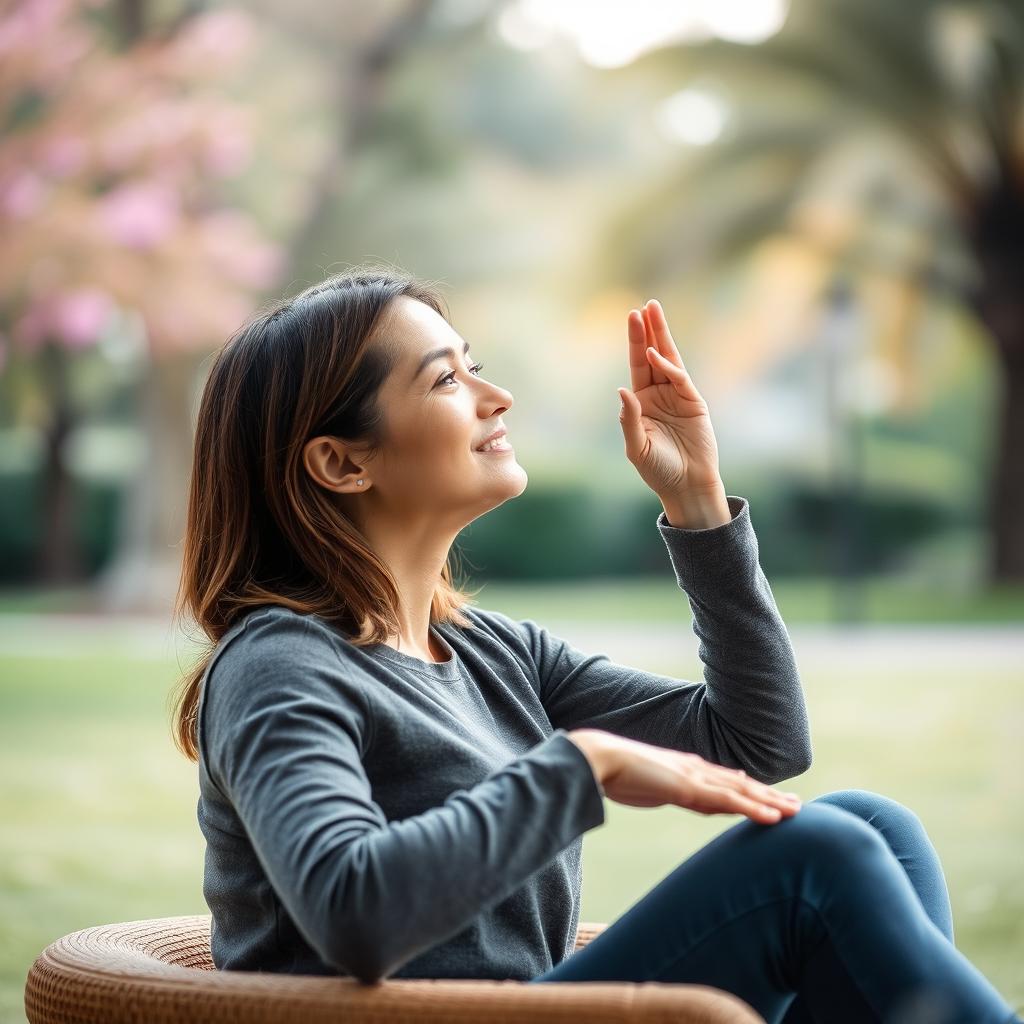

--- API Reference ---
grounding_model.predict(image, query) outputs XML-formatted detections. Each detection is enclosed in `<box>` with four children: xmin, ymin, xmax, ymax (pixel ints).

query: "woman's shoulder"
<box><xmin>204</xmin><ymin>604</ymin><xmax>358</xmax><ymax>693</ymax></box>
<box><xmin>445</xmin><ymin>603</ymin><xmax>545</xmax><ymax>663</ymax></box>
<box><xmin>212</xmin><ymin>603</ymin><xmax>324</xmax><ymax>652</ymax></box>
<box><xmin>202</xmin><ymin>604</ymin><xmax>371</xmax><ymax>719</ymax></box>
<box><xmin>198</xmin><ymin>606</ymin><xmax>375</xmax><ymax>788</ymax></box>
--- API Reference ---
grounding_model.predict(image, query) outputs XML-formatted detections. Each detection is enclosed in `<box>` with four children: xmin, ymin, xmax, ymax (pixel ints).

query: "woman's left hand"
<box><xmin>618</xmin><ymin>299</ymin><xmax>724</xmax><ymax>501</ymax></box>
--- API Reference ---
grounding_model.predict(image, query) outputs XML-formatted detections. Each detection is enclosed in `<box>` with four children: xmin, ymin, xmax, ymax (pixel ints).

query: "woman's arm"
<box><xmin>508</xmin><ymin>493</ymin><xmax>812</xmax><ymax>785</ymax></box>
<box><xmin>524</xmin><ymin>300</ymin><xmax>811</xmax><ymax>784</ymax></box>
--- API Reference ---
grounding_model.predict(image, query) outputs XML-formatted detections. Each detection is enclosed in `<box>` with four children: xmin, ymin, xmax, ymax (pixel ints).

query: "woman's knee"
<box><xmin>762</xmin><ymin>800</ymin><xmax>892</xmax><ymax>866</ymax></box>
<box><xmin>810</xmin><ymin>788</ymin><xmax>927</xmax><ymax>841</ymax></box>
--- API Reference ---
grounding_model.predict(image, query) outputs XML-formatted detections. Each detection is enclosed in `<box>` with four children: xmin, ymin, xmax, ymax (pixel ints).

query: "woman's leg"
<box><xmin>529</xmin><ymin>802</ymin><xmax>1019</xmax><ymax>1024</ymax></box>
<box><xmin>808</xmin><ymin>789</ymin><xmax>954</xmax><ymax>941</ymax></box>
<box><xmin>781</xmin><ymin>789</ymin><xmax>955</xmax><ymax>1023</ymax></box>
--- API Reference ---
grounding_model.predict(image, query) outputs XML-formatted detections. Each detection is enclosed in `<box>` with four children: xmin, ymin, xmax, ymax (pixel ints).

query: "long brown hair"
<box><xmin>170</xmin><ymin>265</ymin><xmax>480</xmax><ymax>762</ymax></box>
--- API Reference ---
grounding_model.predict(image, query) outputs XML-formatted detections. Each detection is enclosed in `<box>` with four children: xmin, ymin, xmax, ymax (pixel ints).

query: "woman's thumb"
<box><xmin>618</xmin><ymin>387</ymin><xmax>645</xmax><ymax>462</ymax></box>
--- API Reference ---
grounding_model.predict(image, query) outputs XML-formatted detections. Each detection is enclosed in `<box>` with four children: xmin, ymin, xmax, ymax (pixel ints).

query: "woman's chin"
<box><xmin>508</xmin><ymin>463</ymin><xmax>529</xmax><ymax>494</ymax></box>
<box><xmin>479</xmin><ymin>465</ymin><xmax>528</xmax><ymax>510</ymax></box>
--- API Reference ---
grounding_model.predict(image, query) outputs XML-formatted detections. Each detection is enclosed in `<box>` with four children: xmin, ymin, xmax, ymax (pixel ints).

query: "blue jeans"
<box><xmin>528</xmin><ymin>790</ymin><xmax>1021</xmax><ymax>1024</ymax></box>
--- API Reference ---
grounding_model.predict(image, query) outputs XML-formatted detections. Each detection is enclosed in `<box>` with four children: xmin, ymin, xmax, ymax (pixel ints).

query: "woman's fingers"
<box><xmin>643</xmin><ymin>300</ymin><xmax>706</xmax><ymax>402</ymax></box>
<box><xmin>627</xmin><ymin>309</ymin><xmax>654</xmax><ymax>393</ymax></box>
<box><xmin>645</xmin><ymin>299</ymin><xmax>687</xmax><ymax>372</ymax></box>
<box><xmin>699</xmin><ymin>785</ymin><xmax>786</xmax><ymax>823</ymax></box>
<box><xmin>628</xmin><ymin>300</ymin><xmax>702</xmax><ymax>399</ymax></box>
<box><xmin>646</xmin><ymin>345</ymin><xmax>704</xmax><ymax>404</ymax></box>
<box><xmin>700</xmin><ymin>767</ymin><xmax>802</xmax><ymax>818</ymax></box>
<box><xmin>641</xmin><ymin>304</ymin><xmax>670</xmax><ymax>386</ymax></box>
<box><xmin>642</xmin><ymin>303</ymin><xmax>672</xmax><ymax>383</ymax></box>
<box><xmin>717</xmin><ymin>767</ymin><xmax>802</xmax><ymax>810</ymax></box>
<box><xmin>754</xmin><ymin>788</ymin><xmax>802</xmax><ymax>813</ymax></box>
<box><xmin>722</xmin><ymin>785</ymin><xmax>800</xmax><ymax>823</ymax></box>
<box><xmin>617</xmin><ymin>386</ymin><xmax>647</xmax><ymax>463</ymax></box>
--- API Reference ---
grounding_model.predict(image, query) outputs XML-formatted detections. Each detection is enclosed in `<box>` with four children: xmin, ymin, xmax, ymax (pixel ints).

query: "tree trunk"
<box><xmin>285</xmin><ymin>0</ymin><xmax>434</xmax><ymax>275</ymax></box>
<box><xmin>98</xmin><ymin>0</ymin><xmax>210</xmax><ymax>612</ymax></box>
<box><xmin>982</xmin><ymin>324</ymin><xmax>1024</xmax><ymax>583</ymax></box>
<box><xmin>97</xmin><ymin>351</ymin><xmax>204</xmax><ymax>612</ymax></box>
<box><xmin>968</xmin><ymin>178</ymin><xmax>1024</xmax><ymax>583</ymax></box>
<box><xmin>116</xmin><ymin>0</ymin><xmax>145</xmax><ymax>45</ymax></box>
<box><xmin>37</xmin><ymin>341</ymin><xmax>85</xmax><ymax>583</ymax></box>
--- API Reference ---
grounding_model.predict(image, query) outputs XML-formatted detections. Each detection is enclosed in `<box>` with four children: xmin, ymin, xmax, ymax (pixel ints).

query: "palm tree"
<box><xmin>608</xmin><ymin>0</ymin><xmax>1024</xmax><ymax>583</ymax></box>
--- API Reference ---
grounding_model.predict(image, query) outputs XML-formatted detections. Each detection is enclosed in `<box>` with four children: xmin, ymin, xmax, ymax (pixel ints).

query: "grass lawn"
<box><xmin>471</xmin><ymin>575</ymin><xmax>1024</xmax><ymax>625</ymax></box>
<box><xmin>4</xmin><ymin>576</ymin><xmax>1024</xmax><ymax>624</ymax></box>
<box><xmin>2</xmin><ymin>619</ymin><xmax>1022</xmax><ymax>1021</ymax></box>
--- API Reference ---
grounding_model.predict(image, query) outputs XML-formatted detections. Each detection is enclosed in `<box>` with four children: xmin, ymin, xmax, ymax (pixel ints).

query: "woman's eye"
<box><xmin>439</xmin><ymin>362</ymin><xmax>484</xmax><ymax>386</ymax></box>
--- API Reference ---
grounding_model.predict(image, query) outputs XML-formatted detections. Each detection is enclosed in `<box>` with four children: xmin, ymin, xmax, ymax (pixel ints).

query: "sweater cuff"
<box><xmin>656</xmin><ymin>495</ymin><xmax>759</xmax><ymax>592</ymax></box>
<box><xmin>547</xmin><ymin>729</ymin><xmax>606</xmax><ymax>829</ymax></box>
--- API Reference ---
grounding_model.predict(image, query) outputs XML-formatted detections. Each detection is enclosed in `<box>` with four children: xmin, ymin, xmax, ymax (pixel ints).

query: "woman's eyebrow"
<box><xmin>412</xmin><ymin>339</ymin><xmax>471</xmax><ymax>382</ymax></box>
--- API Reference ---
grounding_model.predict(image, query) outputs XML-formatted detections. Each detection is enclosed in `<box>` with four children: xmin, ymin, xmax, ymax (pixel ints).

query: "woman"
<box><xmin>172</xmin><ymin>267</ymin><xmax>1020</xmax><ymax>1024</ymax></box>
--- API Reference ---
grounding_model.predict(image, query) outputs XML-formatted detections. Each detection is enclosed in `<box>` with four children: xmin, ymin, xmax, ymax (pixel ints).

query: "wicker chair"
<box><xmin>24</xmin><ymin>914</ymin><xmax>765</xmax><ymax>1023</ymax></box>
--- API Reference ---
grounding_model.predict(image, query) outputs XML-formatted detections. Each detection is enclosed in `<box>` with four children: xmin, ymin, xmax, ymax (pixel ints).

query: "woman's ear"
<box><xmin>302</xmin><ymin>436</ymin><xmax>369</xmax><ymax>493</ymax></box>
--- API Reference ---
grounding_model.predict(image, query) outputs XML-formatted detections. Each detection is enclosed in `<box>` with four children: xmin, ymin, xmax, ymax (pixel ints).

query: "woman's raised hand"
<box><xmin>618</xmin><ymin>299</ymin><xmax>725</xmax><ymax>502</ymax></box>
<box><xmin>569</xmin><ymin>729</ymin><xmax>802</xmax><ymax>825</ymax></box>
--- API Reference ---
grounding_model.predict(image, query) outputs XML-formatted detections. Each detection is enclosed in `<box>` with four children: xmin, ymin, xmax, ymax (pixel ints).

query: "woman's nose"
<box><xmin>482</xmin><ymin>379</ymin><xmax>513</xmax><ymax>411</ymax></box>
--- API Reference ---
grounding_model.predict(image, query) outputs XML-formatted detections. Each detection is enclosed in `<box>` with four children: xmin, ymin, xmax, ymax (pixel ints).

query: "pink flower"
<box><xmin>13</xmin><ymin>288</ymin><xmax>114</xmax><ymax>351</ymax></box>
<box><xmin>97</xmin><ymin>180</ymin><xmax>181</xmax><ymax>249</ymax></box>
<box><xmin>0</xmin><ymin>0</ymin><xmax>66</xmax><ymax>56</ymax></box>
<box><xmin>172</xmin><ymin>9</ymin><xmax>255</xmax><ymax>68</ymax></box>
<box><xmin>1</xmin><ymin>171</ymin><xmax>45</xmax><ymax>219</ymax></box>
<box><xmin>202</xmin><ymin>110</ymin><xmax>252</xmax><ymax>177</ymax></box>
<box><xmin>53</xmin><ymin>288</ymin><xmax>114</xmax><ymax>348</ymax></box>
<box><xmin>40</xmin><ymin>134</ymin><xmax>87</xmax><ymax>177</ymax></box>
<box><xmin>199</xmin><ymin>209</ymin><xmax>283</xmax><ymax>289</ymax></box>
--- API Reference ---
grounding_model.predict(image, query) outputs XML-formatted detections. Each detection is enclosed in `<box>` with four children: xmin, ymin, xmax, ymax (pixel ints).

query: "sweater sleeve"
<box><xmin>200</xmin><ymin>611</ymin><xmax>606</xmax><ymax>985</ymax></box>
<box><xmin>520</xmin><ymin>495</ymin><xmax>812</xmax><ymax>785</ymax></box>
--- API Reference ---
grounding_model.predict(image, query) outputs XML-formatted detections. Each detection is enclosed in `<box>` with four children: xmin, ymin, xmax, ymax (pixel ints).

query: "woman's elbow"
<box><xmin>744</xmin><ymin>739</ymin><xmax>812</xmax><ymax>786</ymax></box>
<box><xmin>772</xmin><ymin>742</ymin><xmax>813</xmax><ymax>783</ymax></box>
<box><xmin>314</xmin><ymin>904</ymin><xmax>417</xmax><ymax>985</ymax></box>
<box><xmin>318</xmin><ymin>932</ymin><xmax>390</xmax><ymax>986</ymax></box>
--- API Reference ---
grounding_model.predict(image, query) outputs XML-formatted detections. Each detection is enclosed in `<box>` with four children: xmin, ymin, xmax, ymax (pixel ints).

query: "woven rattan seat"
<box><xmin>24</xmin><ymin>914</ymin><xmax>764</xmax><ymax>1022</ymax></box>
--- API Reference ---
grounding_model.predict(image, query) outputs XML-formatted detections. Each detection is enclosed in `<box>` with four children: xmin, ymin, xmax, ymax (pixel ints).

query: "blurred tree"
<box><xmin>0</xmin><ymin>0</ymin><xmax>511</xmax><ymax>602</ymax></box>
<box><xmin>239</xmin><ymin>0</ymin><xmax>499</xmax><ymax>285</ymax></box>
<box><xmin>258</xmin><ymin>0</ymin><xmax>435</xmax><ymax>276</ymax></box>
<box><xmin>0</xmin><ymin>0</ymin><xmax>281</xmax><ymax>595</ymax></box>
<box><xmin>609</xmin><ymin>0</ymin><xmax>1024</xmax><ymax>583</ymax></box>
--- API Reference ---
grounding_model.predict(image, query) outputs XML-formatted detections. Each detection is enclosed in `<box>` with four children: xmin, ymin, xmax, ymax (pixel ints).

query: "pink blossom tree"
<box><xmin>0</xmin><ymin>0</ymin><xmax>282</xmax><ymax>591</ymax></box>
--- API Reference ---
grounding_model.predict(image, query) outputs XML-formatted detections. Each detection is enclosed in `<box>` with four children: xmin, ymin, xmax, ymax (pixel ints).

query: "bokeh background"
<box><xmin>2</xmin><ymin>0</ymin><xmax>1022</xmax><ymax>1019</ymax></box>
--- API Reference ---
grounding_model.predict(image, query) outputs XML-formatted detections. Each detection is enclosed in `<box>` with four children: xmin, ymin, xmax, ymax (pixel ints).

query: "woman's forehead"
<box><xmin>386</xmin><ymin>296</ymin><xmax>467</xmax><ymax>375</ymax></box>
<box><xmin>389</xmin><ymin>295</ymin><xmax>452</xmax><ymax>348</ymax></box>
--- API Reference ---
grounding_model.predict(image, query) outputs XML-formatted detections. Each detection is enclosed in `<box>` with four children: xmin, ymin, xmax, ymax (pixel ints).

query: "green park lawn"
<box><xmin>4</xmin><ymin>575</ymin><xmax>1024</xmax><ymax>623</ymax></box>
<box><xmin>1</xmin><ymin>596</ymin><xmax>1022</xmax><ymax>1021</ymax></box>
<box><xmin>474</xmin><ymin>574</ymin><xmax>1024</xmax><ymax>625</ymax></box>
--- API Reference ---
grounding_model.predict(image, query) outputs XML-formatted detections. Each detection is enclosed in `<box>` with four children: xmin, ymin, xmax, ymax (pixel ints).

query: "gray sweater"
<box><xmin>196</xmin><ymin>495</ymin><xmax>811</xmax><ymax>985</ymax></box>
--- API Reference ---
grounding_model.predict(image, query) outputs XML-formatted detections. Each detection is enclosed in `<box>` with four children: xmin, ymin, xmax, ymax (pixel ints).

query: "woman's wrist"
<box><xmin>566</xmin><ymin>729</ymin><xmax>616</xmax><ymax>786</ymax></box>
<box><xmin>659</xmin><ymin>480</ymin><xmax>732</xmax><ymax>530</ymax></box>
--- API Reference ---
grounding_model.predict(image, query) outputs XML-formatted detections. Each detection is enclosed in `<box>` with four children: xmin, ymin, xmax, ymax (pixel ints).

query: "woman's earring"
<box><xmin>357</xmin><ymin>479</ymin><xmax>364</xmax><ymax>486</ymax></box>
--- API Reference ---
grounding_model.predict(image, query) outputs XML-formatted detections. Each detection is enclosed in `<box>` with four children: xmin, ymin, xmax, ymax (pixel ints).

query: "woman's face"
<box><xmin>354</xmin><ymin>295</ymin><xmax>528</xmax><ymax>526</ymax></box>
